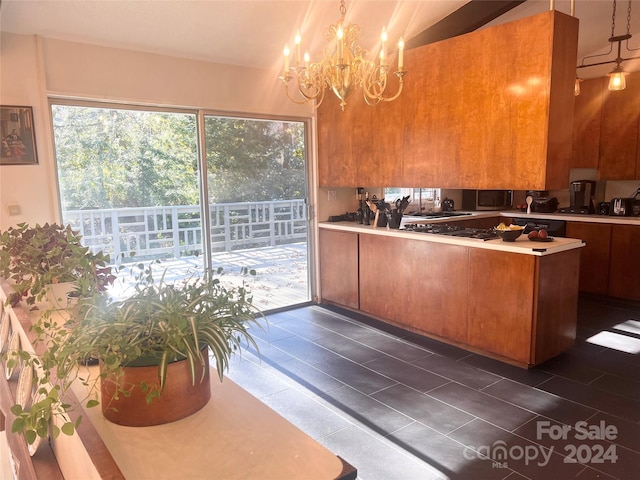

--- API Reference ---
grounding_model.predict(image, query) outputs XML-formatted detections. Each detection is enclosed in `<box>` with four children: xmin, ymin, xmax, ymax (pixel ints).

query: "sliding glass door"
<box><xmin>202</xmin><ymin>115</ymin><xmax>310</xmax><ymax>310</ymax></box>
<box><xmin>51</xmin><ymin>102</ymin><xmax>310</xmax><ymax>310</ymax></box>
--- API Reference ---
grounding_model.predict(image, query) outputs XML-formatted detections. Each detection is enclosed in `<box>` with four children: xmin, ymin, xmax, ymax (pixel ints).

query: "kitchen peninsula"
<box><xmin>319</xmin><ymin>218</ymin><xmax>585</xmax><ymax>368</ymax></box>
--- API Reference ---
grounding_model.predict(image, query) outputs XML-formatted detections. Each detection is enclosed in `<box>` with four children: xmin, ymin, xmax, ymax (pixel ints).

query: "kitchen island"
<box><xmin>319</xmin><ymin>221</ymin><xmax>585</xmax><ymax>368</ymax></box>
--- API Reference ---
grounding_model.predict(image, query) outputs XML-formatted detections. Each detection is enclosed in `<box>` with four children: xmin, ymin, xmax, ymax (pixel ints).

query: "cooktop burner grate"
<box><xmin>402</xmin><ymin>223</ymin><xmax>499</xmax><ymax>241</ymax></box>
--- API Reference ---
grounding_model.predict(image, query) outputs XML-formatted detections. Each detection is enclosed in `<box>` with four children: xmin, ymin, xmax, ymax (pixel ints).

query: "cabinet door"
<box><xmin>565</xmin><ymin>222</ymin><xmax>611</xmax><ymax>295</ymax></box>
<box><xmin>467</xmin><ymin>249</ymin><xmax>534</xmax><ymax>364</ymax></box>
<box><xmin>317</xmin><ymin>99</ymin><xmax>358</xmax><ymax>187</ymax></box>
<box><xmin>608</xmin><ymin>225</ymin><xmax>640</xmax><ymax>301</ymax></box>
<box><xmin>317</xmin><ymin>93</ymin><xmax>398</xmax><ymax>188</ymax></box>
<box><xmin>358</xmin><ymin>234</ymin><xmax>468</xmax><ymax>342</ymax></box>
<box><xmin>599</xmin><ymin>71</ymin><xmax>640</xmax><ymax>180</ymax></box>
<box><xmin>319</xmin><ymin>230</ymin><xmax>359</xmax><ymax>308</ymax></box>
<box><xmin>369</xmin><ymin>97</ymin><xmax>404</xmax><ymax>187</ymax></box>
<box><xmin>572</xmin><ymin>77</ymin><xmax>605</xmax><ymax>168</ymax></box>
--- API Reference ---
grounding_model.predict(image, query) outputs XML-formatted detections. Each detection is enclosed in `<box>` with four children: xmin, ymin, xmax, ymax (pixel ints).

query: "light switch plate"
<box><xmin>8</xmin><ymin>204</ymin><xmax>21</xmax><ymax>216</ymax></box>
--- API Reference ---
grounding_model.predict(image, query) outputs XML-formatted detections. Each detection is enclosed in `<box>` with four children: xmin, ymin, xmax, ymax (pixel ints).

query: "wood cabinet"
<box><xmin>323</xmin><ymin>228</ymin><xmax>582</xmax><ymax>367</ymax></box>
<box><xmin>598</xmin><ymin>71</ymin><xmax>640</xmax><ymax>180</ymax></box>
<box><xmin>565</xmin><ymin>221</ymin><xmax>612</xmax><ymax>295</ymax></box>
<box><xmin>572</xmin><ymin>77</ymin><xmax>605</xmax><ymax>168</ymax></box>
<box><xmin>359</xmin><ymin>235</ymin><xmax>469</xmax><ymax>343</ymax></box>
<box><xmin>608</xmin><ymin>224</ymin><xmax>640</xmax><ymax>301</ymax></box>
<box><xmin>319</xmin><ymin>229</ymin><xmax>359</xmax><ymax>309</ymax></box>
<box><xmin>317</xmin><ymin>11</ymin><xmax>579</xmax><ymax>190</ymax></box>
<box><xmin>317</xmin><ymin>91</ymin><xmax>404</xmax><ymax>187</ymax></box>
<box><xmin>466</xmin><ymin>248</ymin><xmax>579</xmax><ymax>365</ymax></box>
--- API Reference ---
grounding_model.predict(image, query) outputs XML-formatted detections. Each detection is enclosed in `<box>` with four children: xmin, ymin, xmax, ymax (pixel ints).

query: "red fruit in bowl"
<box><xmin>538</xmin><ymin>229</ymin><xmax>548</xmax><ymax>239</ymax></box>
<box><xmin>528</xmin><ymin>230</ymin><xmax>539</xmax><ymax>240</ymax></box>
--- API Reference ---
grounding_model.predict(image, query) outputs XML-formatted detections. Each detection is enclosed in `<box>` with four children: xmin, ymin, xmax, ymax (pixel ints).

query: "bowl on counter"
<box><xmin>493</xmin><ymin>225</ymin><xmax>524</xmax><ymax>242</ymax></box>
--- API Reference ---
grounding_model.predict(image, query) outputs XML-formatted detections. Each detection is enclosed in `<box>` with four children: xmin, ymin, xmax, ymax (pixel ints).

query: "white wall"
<box><xmin>0</xmin><ymin>33</ymin><xmax>58</xmax><ymax>227</ymax></box>
<box><xmin>0</xmin><ymin>32</ymin><xmax>312</xmax><ymax>230</ymax></box>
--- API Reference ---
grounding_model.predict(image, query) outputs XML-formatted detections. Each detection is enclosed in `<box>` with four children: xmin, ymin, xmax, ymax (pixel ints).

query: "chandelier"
<box><xmin>575</xmin><ymin>0</ymin><xmax>640</xmax><ymax>95</ymax></box>
<box><xmin>279</xmin><ymin>0</ymin><xmax>406</xmax><ymax>111</ymax></box>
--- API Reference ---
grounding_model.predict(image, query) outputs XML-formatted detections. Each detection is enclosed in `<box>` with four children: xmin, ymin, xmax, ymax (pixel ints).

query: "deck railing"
<box><xmin>63</xmin><ymin>200</ymin><xmax>308</xmax><ymax>262</ymax></box>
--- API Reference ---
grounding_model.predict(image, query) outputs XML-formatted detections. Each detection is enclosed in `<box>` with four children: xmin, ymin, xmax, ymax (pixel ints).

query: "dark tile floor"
<box><xmin>227</xmin><ymin>294</ymin><xmax>640</xmax><ymax>480</ymax></box>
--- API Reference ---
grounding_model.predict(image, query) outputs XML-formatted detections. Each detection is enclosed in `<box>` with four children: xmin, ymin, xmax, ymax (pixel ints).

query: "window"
<box><xmin>384</xmin><ymin>187</ymin><xmax>441</xmax><ymax>214</ymax></box>
<box><xmin>51</xmin><ymin>101</ymin><xmax>311</xmax><ymax>310</ymax></box>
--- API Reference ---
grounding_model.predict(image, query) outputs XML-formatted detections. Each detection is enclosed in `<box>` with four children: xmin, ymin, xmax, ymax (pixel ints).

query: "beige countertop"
<box><xmin>496</xmin><ymin>210</ymin><xmax>640</xmax><ymax>225</ymax></box>
<box><xmin>319</xmin><ymin>221</ymin><xmax>585</xmax><ymax>256</ymax></box>
<box><xmin>399</xmin><ymin>210</ymin><xmax>640</xmax><ymax>226</ymax></box>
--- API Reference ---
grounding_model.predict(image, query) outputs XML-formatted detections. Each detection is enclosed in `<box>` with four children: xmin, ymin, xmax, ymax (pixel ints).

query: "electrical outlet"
<box><xmin>327</xmin><ymin>190</ymin><xmax>337</xmax><ymax>202</ymax></box>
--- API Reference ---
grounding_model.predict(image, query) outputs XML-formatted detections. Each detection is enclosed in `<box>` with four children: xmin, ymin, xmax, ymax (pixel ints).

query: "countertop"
<box><xmin>496</xmin><ymin>210</ymin><xmax>640</xmax><ymax>225</ymax></box>
<box><xmin>319</xmin><ymin>210</ymin><xmax>640</xmax><ymax>256</ymax></box>
<box><xmin>319</xmin><ymin>221</ymin><xmax>585</xmax><ymax>256</ymax></box>
<box><xmin>399</xmin><ymin>210</ymin><xmax>640</xmax><ymax>226</ymax></box>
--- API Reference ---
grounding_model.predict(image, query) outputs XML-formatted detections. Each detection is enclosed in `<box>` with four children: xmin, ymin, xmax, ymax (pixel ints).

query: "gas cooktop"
<box><xmin>402</xmin><ymin>223</ymin><xmax>499</xmax><ymax>241</ymax></box>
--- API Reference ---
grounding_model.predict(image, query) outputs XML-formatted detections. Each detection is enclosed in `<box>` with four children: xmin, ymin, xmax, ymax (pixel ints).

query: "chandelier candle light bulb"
<box><xmin>295</xmin><ymin>31</ymin><xmax>302</xmax><ymax>65</ymax></box>
<box><xmin>337</xmin><ymin>24</ymin><xmax>344</xmax><ymax>62</ymax></box>
<box><xmin>380</xmin><ymin>27</ymin><xmax>387</xmax><ymax>66</ymax></box>
<box><xmin>283</xmin><ymin>45</ymin><xmax>290</xmax><ymax>74</ymax></box>
<box><xmin>279</xmin><ymin>0</ymin><xmax>406</xmax><ymax>110</ymax></box>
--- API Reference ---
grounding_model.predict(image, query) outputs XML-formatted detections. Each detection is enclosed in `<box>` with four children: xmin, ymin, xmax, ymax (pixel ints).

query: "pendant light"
<box><xmin>576</xmin><ymin>0</ymin><xmax>639</xmax><ymax>94</ymax></box>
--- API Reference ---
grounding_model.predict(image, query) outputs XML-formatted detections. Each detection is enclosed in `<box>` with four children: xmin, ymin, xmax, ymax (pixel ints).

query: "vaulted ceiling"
<box><xmin>1</xmin><ymin>0</ymin><xmax>639</xmax><ymax>78</ymax></box>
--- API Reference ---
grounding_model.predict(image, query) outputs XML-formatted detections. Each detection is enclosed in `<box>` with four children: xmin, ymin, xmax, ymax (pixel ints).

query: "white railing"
<box><xmin>63</xmin><ymin>200</ymin><xmax>307</xmax><ymax>262</ymax></box>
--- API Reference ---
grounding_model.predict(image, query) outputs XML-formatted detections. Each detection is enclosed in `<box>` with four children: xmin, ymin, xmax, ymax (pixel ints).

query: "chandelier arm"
<box><xmin>280</xmin><ymin>70</ymin><xmax>325</xmax><ymax>106</ymax></box>
<box><xmin>362</xmin><ymin>67</ymin><xmax>405</xmax><ymax>103</ymax></box>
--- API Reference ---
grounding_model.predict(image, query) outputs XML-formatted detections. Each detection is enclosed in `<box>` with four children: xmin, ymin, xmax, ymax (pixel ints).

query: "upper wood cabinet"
<box><xmin>317</xmin><ymin>91</ymin><xmax>403</xmax><ymax>187</ymax></box>
<box><xmin>598</xmin><ymin>71</ymin><xmax>640</xmax><ymax>180</ymax></box>
<box><xmin>572</xmin><ymin>77</ymin><xmax>605</xmax><ymax>169</ymax></box>
<box><xmin>317</xmin><ymin>11</ymin><xmax>579</xmax><ymax>189</ymax></box>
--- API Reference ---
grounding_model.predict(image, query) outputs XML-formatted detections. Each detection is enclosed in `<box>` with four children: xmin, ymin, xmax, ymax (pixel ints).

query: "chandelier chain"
<box><xmin>626</xmin><ymin>0</ymin><xmax>632</xmax><ymax>35</ymax></box>
<box><xmin>611</xmin><ymin>0</ymin><xmax>617</xmax><ymax>38</ymax></box>
<box><xmin>340</xmin><ymin>0</ymin><xmax>346</xmax><ymax>17</ymax></box>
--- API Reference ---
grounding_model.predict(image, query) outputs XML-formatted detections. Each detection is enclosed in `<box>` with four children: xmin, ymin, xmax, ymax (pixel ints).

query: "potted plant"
<box><xmin>6</xmin><ymin>264</ymin><xmax>264</xmax><ymax>443</ymax></box>
<box><xmin>0</xmin><ymin>222</ymin><xmax>113</xmax><ymax>308</ymax></box>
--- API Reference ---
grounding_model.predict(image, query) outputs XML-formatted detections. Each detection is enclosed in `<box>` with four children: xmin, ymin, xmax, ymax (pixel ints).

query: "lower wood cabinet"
<box><xmin>609</xmin><ymin>225</ymin><xmax>640</xmax><ymax>301</ymax></box>
<box><xmin>321</xmin><ymin>229</ymin><xmax>580</xmax><ymax>367</ymax></box>
<box><xmin>319</xmin><ymin>229</ymin><xmax>359</xmax><ymax>309</ymax></box>
<box><xmin>566</xmin><ymin>222</ymin><xmax>639</xmax><ymax>301</ymax></box>
<box><xmin>467</xmin><ymin>248</ymin><xmax>579</xmax><ymax>365</ymax></box>
<box><xmin>565</xmin><ymin>222</ymin><xmax>612</xmax><ymax>295</ymax></box>
<box><xmin>359</xmin><ymin>235</ymin><xmax>469</xmax><ymax>343</ymax></box>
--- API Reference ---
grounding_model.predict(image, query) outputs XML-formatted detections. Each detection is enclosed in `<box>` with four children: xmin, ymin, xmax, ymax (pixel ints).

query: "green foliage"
<box><xmin>205</xmin><ymin>117</ymin><xmax>306</xmax><ymax>202</ymax></box>
<box><xmin>4</xmin><ymin>263</ymin><xmax>264</xmax><ymax>445</ymax></box>
<box><xmin>0</xmin><ymin>223</ymin><xmax>114</xmax><ymax>306</ymax></box>
<box><xmin>51</xmin><ymin>105</ymin><xmax>306</xmax><ymax>209</ymax></box>
<box><xmin>52</xmin><ymin>106</ymin><xmax>200</xmax><ymax>209</ymax></box>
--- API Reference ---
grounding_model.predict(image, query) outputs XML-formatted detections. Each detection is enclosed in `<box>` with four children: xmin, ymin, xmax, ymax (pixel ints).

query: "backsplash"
<box><xmin>605</xmin><ymin>180</ymin><xmax>640</xmax><ymax>200</ymax></box>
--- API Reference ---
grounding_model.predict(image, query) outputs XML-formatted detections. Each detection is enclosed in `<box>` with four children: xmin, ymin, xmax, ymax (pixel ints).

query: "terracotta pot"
<box><xmin>100</xmin><ymin>347</ymin><xmax>211</xmax><ymax>427</ymax></box>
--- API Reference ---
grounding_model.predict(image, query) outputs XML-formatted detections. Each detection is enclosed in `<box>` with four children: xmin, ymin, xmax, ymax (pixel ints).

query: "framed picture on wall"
<box><xmin>0</xmin><ymin>105</ymin><xmax>38</xmax><ymax>165</ymax></box>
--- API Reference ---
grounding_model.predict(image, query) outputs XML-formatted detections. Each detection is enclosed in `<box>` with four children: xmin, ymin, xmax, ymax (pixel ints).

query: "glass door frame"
<box><xmin>196</xmin><ymin>109</ymin><xmax>316</xmax><ymax>308</ymax></box>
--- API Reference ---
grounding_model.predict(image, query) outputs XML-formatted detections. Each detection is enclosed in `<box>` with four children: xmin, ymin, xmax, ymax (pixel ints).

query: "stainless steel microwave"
<box><xmin>462</xmin><ymin>190</ymin><xmax>513</xmax><ymax>211</ymax></box>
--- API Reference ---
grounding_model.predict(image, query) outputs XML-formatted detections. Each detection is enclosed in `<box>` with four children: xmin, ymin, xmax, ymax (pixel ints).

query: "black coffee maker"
<box><xmin>570</xmin><ymin>180</ymin><xmax>596</xmax><ymax>214</ymax></box>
